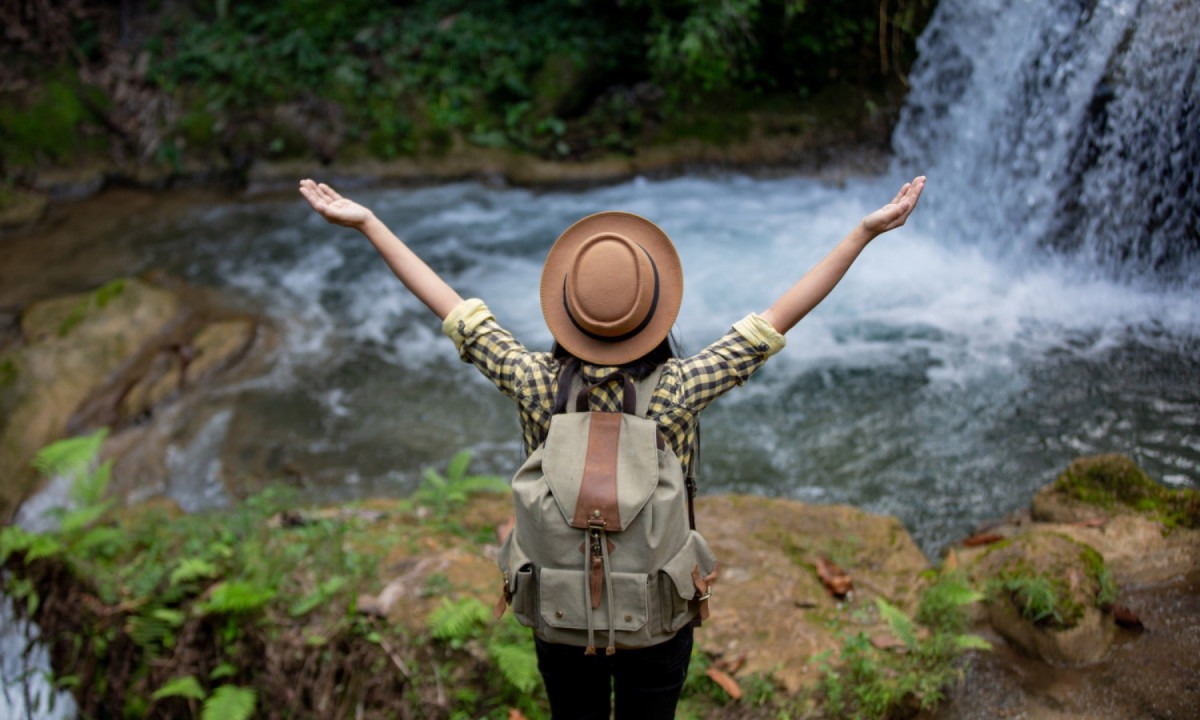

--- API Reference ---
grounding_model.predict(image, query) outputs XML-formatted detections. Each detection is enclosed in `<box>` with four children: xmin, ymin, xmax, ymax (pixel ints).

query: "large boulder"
<box><xmin>968</xmin><ymin>531</ymin><xmax>1117</xmax><ymax>666</ymax></box>
<box><xmin>1</xmin><ymin>276</ymin><xmax>268</xmax><ymax>521</ymax></box>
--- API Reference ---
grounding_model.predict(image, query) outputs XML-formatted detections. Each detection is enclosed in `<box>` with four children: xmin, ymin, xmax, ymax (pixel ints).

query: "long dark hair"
<box><xmin>552</xmin><ymin>332</ymin><xmax>681</xmax><ymax>380</ymax></box>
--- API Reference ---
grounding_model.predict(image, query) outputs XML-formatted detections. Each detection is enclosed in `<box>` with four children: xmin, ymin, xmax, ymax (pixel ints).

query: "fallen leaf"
<box><xmin>963</xmin><ymin>532</ymin><xmax>1004</xmax><ymax>547</ymax></box>
<box><xmin>869</xmin><ymin>633</ymin><xmax>906</xmax><ymax>651</ymax></box>
<box><xmin>1113</xmin><ymin>604</ymin><xmax>1143</xmax><ymax>630</ymax></box>
<box><xmin>508</xmin><ymin>709</ymin><xmax>528</xmax><ymax>720</ymax></box>
<box><xmin>706</xmin><ymin>667</ymin><xmax>743</xmax><ymax>700</ymax></box>
<box><xmin>1069</xmin><ymin>517</ymin><xmax>1108</xmax><ymax>528</ymax></box>
<box><xmin>715</xmin><ymin>653</ymin><xmax>747</xmax><ymax>674</ymax></box>
<box><xmin>816</xmin><ymin>557</ymin><xmax>854</xmax><ymax>598</ymax></box>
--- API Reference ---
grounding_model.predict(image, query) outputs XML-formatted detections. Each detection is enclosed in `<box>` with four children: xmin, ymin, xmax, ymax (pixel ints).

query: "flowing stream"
<box><xmin>4</xmin><ymin>0</ymin><xmax>1198</xmax><ymax>716</ymax></box>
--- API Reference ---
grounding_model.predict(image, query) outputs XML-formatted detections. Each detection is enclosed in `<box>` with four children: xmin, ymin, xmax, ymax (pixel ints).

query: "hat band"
<box><xmin>562</xmin><ymin>244</ymin><xmax>661</xmax><ymax>345</ymax></box>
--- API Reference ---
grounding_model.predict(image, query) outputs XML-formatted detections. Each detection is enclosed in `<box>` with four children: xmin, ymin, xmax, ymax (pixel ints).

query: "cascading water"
<box><xmin>893</xmin><ymin>0</ymin><xmax>1199</xmax><ymax>279</ymax></box>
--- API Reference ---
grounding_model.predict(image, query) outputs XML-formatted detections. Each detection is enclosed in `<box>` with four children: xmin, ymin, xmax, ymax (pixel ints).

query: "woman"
<box><xmin>299</xmin><ymin>174</ymin><xmax>925</xmax><ymax>718</ymax></box>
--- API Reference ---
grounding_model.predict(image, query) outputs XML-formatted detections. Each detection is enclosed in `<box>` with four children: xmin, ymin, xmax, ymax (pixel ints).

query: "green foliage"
<box><xmin>428</xmin><ymin>596</ymin><xmax>546</xmax><ymax>715</ymax></box>
<box><xmin>0</xmin><ymin>72</ymin><xmax>100</xmax><ymax>169</ymax></box>
<box><xmin>990</xmin><ymin>573</ymin><xmax>1066</xmax><ymax>627</ymax></box>
<box><xmin>30</xmin><ymin>428</ymin><xmax>110</xmax><ymax>496</ymax></box>
<box><xmin>151</xmin><ymin>675</ymin><xmax>206</xmax><ymax>701</ymax></box>
<box><xmin>201</xmin><ymin>685</ymin><xmax>256</xmax><ymax>720</ymax></box>
<box><xmin>415</xmin><ymin>450</ymin><xmax>509</xmax><ymax>520</ymax></box>
<box><xmin>197</xmin><ymin>580</ymin><xmax>277</xmax><ymax>615</ymax></box>
<box><xmin>816</xmin><ymin>572</ymin><xmax>990</xmax><ymax>718</ymax></box>
<box><xmin>428</xmin><ymin>597</ymin><xmax>492</xmax><ymax>646</ymax></box>
<box><xmin>1055</xmin><ymin>454</ymin><xmax>1200</xmax><ymax>530</ymax></box>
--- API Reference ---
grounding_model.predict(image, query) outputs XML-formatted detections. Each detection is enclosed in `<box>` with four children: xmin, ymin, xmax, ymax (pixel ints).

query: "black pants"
<box><xmin>534</xmin><ymin>626</ymin><xmax>693</xmax><ymax>720</ymax></box>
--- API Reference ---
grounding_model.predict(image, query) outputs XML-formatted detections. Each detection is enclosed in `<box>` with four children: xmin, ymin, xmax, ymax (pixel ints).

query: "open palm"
<box><xmin>862</xmin><ymin>176</ymin><xmax>926</xmax><ymax>236</ymax></box>
<box><xmin>299</xmin><ymin>179</ymin><xmax>371</xmax><ymax>228</ymax></box>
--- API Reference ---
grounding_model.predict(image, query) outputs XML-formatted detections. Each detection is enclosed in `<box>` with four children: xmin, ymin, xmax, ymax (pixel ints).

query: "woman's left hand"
<box><xmin>861</xmin><ymin>175</ymin><xmax>926</xmax><ymax>237</ymax></box>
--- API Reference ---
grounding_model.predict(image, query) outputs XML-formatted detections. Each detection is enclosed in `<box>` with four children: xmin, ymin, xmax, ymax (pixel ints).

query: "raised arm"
<box><xmin>760</xmin><ymin>176</ymin><xmax>925</xmax><ymax>334</ymax></box>
<box><xmin>299</xmin><ymin>179</ymin><xmax>463</xmax><ymax>320</ymax></box>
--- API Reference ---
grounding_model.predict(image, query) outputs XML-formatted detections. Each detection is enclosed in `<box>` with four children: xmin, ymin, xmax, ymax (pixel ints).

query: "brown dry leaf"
<box><xmin>1113</xmin><ymin>604</ymin><xmax>1144</xmax><ymax>629</ymax></box>
<box><xmin>869</xmin><ymin>632</ymin><xmax>907</xmax><ymax>651</ymax></box>
<box><xmin>715</xmin><ymin>652</ymin><xmax>747</xmax><ymax>674</ymax></box>
<box><xmin>816</xmin><ymin>557</ymin><xmax>854</xmax><ymax>598</ymax></box>
<box><xmin>963</xmin><ymin>532</ymin><xmax>1004</xmax><ymax>547</ymax></box>
<box><xmin>706</xmin><ymin>667</ymin><xmax>744</xmax><ymax>700</ymax></box>
<box><xmin>508</xmin><ymin>709</ymin><xmax>528</xmax><ymax>720</ymax></box>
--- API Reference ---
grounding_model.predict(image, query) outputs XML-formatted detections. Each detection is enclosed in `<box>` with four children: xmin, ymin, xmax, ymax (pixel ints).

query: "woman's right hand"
<box><xmin>299</xmin><ymin>178</ymin><xmax>373</xmax><ymax>229</ymax></box>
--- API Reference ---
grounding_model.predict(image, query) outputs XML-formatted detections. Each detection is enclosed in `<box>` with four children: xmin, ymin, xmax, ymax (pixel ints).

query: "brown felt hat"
<box><xmin>540</xmin><ymin>211</ymin><xmax>683</xmax><ymax>366</ymax></box>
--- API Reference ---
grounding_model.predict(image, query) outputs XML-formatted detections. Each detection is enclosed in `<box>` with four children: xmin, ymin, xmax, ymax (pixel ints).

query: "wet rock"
<box><xmin>0</xmin><ymin>276</ymin><xmax>271</xmax><ymax>520</ymax></box>
<box><xmin>1030</xmin><ymin>454</ymin><xmax>1200</xmax><ymax>585</ymax></box>
<box><xmin>0</xmin><ymin>278</ymin><xmax>179</xmax><ymax>519</ymax></box>
<box><xmin>968</xmin><ymin>531</ymin><xmax>1117</xmax><ymax>666</ymax></box>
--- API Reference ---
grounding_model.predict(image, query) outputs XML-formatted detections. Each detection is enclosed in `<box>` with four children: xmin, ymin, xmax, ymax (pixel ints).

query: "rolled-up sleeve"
<box><xmin>442</xmin><ymin>298</ymin><xmax>495</xmax><ymax>352</ymax></box>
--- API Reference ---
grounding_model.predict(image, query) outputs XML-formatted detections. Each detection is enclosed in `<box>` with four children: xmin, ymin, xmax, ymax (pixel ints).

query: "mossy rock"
<box><xmin>1034</xmin><ymin>454</ymin><xmax>1200</xmax><ymax>530</ymax></box>
<box><xmin>970</xmin><ymin>531</ymin><xmax>1117</xmax><ymax>665</ymax></box>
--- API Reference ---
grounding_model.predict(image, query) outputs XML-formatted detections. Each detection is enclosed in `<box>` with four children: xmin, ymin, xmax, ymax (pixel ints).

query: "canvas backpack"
<box><xmin>496</xmin><ymin>359</ymin><xmax>718</xmax><ymax>655</ymax></box>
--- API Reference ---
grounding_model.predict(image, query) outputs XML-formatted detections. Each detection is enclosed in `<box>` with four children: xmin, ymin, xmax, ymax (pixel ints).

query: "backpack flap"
<box><xmin>541</xmin><ymin>411</ymin><xmax>661</xmax><ymax>532</ymax></box>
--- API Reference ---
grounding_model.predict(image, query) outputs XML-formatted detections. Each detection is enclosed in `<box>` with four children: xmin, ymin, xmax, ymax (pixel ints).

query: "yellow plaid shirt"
<box><xmin>442</xmin><ymin>299</ymin><xmax>785</xmax><ymax>476</ymax></box>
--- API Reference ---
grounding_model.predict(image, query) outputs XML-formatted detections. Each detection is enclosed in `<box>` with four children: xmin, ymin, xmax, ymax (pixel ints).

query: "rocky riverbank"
<box><xmin>2</xmin><ymin>275</ymin><xmax>1197</xmax><ymax>718</ymax></box>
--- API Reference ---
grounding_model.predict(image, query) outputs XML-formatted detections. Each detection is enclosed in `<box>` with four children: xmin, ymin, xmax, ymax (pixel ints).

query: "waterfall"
<box><xmin>893</xmin><ymin>0</ymin><xmax>1199</xmax><ymax>280</ymax></box>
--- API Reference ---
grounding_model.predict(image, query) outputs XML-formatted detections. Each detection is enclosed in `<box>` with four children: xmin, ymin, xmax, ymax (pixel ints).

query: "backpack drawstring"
<box><xmin>600</xmin><ymin>528</ymin><xmax>616</xmax><ymax>656</ymax></box>
<box><xmin>584</xmin><ymin>529</ymin><xmax>597</xmax><ymax>655</ymax></box>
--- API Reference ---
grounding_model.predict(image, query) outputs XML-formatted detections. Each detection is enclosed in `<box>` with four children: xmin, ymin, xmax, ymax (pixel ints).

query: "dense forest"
<box><xmin>1</xmin><ymin>0</ymin><xmax>933</xmax><ymax>192</ymax></box>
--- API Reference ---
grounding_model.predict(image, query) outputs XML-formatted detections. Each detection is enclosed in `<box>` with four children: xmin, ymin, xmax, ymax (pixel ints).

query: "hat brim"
<box><xmin>540</xmin><ymin>211</ymin><xmax>683</xmax><ymax>366</ymax></box>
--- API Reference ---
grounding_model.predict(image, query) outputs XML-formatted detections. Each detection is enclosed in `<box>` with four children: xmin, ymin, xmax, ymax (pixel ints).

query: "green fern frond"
<box><xmin>289</xmin><ymin>576</ymin><xmax>347</xmax><ymax>618</ymax></box>
<box><xmin>460</xmin><ymin>475</ymin><xmax>512</xmax><ymax>494</ymax></box>
<box><xmin>876</xmin><ymin>598</ymin><xmax>918</xmax><ymax>649</ymax></box>
<box><xmin>72</xmin><ymin>458</ymin><xmax>113</xmax><ymax>509</ymax></box>
<box><xmin>201</xmin><ymin>685</ymin><xmax>255</xmax><ymax>720</ymax></box>
<box><xmin>209</xmin><ymin>663</ymin><xmax>237</xmax><ymax>680</ymax></box>
<box><xmin>198</xmin><ymin>580</ymin><xmax>276</xmax><ymax>615</ymax></box>
<box><xmin>170</xmin><ymin>558</ymin><xmax>221</xmax><ymax>587</ymax></box>
<box><xmin>59</xmin><ymin>500</ymin><xmax>115</xmax><ymax>534</ymax></box>
<box><xmin>487</xmin><ymin>638</ymin><xmax>541</xmax><ymax>694</ymax></box>
<box><xmin>127</xmin><ymin>612</ymin><xmax>176</xmax><ymax>650</ymax></box>
<box><xmin>446</xmin><ymin>450</ymin><xmax>473</xmax><ymax>483</ymax></box>
<box><xmin>0</xmin><ymin>525</ymin><xmax>38</xmax><ymax>563</ymax></box>
<box><xmin>151</xmin><ymin>675</ymin><xmax>206</xmax><ymax>701</ymax></box>
<box><xmin>31</xmin><ymin>429</ymin><xmax>109</xmax><ymax>486</ymax></box>
<box><xmin>954</xmin><ymin>634</ymin><xmax>993</xmax><ymax>651</ymax></box>
<box><xmin>428</xmin><ymin>597</ymin><xmax>491</xmax><ymax>643</ymax></box>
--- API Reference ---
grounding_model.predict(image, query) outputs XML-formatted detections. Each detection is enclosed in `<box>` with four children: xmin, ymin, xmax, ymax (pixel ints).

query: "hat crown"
<box><xmin>541</xmin><ymin>211</ymin><xmax>682</xmax><ymax>366</ymax></box>
<box><xmin>565</xmin><ymin>233</ymin><xmax>657</xmax><ymax>339</ymax></box>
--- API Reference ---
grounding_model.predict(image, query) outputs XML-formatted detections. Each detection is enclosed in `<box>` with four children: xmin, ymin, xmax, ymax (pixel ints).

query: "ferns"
<box><xmin>487</xmin><ymin>638</ymin><xmax>541</xmax><ymax>694</ymax></box>
<box><xmin>169</xmin><ymin>557</ymin><xmax>221</xmax><ymax>587</ymax></box>
<box><xmin>429</xmin><ymin>597</ymin><xmax>492</xmax><ymax>644</ymax></box>
<box><xmin>819</xmin><ymin>572</ymin><xmax>991</xmax><ymax>719</ymax></box>
<box><xmin>198</xmin><ymin>580</ymin><xmax>277</xmax><ymax>615</ymax></box>
<box><xmin>201</xmin><ymin>685</ymin><xmax>256</xmax><ymax>720</ymax></box>
<box><xmin>428</xmin><ymin>597</ymin><xmax>545</xmax><ymax>709</ymax></box>
<box><xmin>152</xmin><ymin>675</ymin><xmax>206</xmax><ymax>701</ymax></box>
<box><xmin>415</xmin><ymin>450</ymin><xmax>510</xmax><ymax>519</ymax></box>
<box><xmin>31</xmin><ymin>428</ymin><xmax>109</xmax><ymax>496</ymax></box>
<box><xmin>876</xmin><ymin>598</ymin><xmax>918</xmax><ymax>650</ymax></box>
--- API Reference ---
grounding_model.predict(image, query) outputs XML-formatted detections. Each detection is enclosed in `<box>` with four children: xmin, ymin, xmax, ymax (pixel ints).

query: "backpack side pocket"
<box><xmin>499</xmin><ymin>530</ymin><xmax>538</xmax><ymax>628</ymax></box>
<box><xmin>658</xmin><ymin>530</ymin><xmax>718</xmax><ymax>633</ymax></box>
